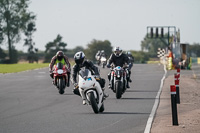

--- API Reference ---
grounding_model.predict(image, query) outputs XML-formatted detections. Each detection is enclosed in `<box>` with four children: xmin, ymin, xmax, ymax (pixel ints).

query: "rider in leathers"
<box><xmin>107</xmin><ymin>47</ymin><xmax>131</xmax><ymax>88</ymax></box>
<box><xmin>49</xmin><ymin>51</ymin><xmax>71</xmax><ymax>86</ymax></box>
<box><xmin>126</xmin><ymin>51</ymin><xmax>134</xmax><ymax>82</ymax></box>
<box><xmin>72</xmin><ymin>51</ymin><xmax>108</xmax><ymax>104</ymax></box>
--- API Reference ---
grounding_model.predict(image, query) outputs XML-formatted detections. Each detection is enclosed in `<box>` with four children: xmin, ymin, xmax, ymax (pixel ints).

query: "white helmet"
<box><xmin>127</xmin><ymin>51</ymin><xmax>131</xmax><ymax>55</ymax></box>
<box><xmin>74</xmin><ymin>51</ymin><xmax>85</xmax><ymax>65</ymax></box>
<box><xmin>114</xmin><ymin>46</ymin><xmax>122</xmax><ymax>57</ymax></box>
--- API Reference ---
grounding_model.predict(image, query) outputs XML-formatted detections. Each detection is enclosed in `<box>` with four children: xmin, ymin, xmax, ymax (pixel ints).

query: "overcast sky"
<box><xmin>4</xmin><ymin>0</ymin><xmax>200</xmax><ymax>52</ymax></box>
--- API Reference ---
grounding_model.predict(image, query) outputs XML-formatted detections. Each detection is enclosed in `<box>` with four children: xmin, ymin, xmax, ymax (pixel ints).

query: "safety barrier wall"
<box><xmin>191</xmin><ymin>57</ymin><xmax>200</xmax><ymax>64</ymax></box>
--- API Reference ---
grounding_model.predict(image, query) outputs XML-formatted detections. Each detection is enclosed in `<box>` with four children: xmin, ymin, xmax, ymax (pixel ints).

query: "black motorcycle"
<box><xmin>110</xmin><ymin>66</ymin><xmax>127</xmax><ymax>99</ymax></box>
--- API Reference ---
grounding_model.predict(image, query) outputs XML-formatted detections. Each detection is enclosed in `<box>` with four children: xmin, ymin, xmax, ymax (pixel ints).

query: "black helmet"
<box><xmin>56</xmin><ymin>51</ymin><xmax>64</xmax><ymax>61</ymax></box>
<box><xmin>74</xmin><ymin>51</ymin><xmax>85</xmax><ymax>65</ymax></box>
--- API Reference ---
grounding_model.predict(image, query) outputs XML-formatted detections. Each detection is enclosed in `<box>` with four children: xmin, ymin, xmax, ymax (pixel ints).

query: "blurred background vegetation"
<box><xmin>0</xmin><ymin>0</ymin><xmax>200</xmax><ymax>64</ymax></box>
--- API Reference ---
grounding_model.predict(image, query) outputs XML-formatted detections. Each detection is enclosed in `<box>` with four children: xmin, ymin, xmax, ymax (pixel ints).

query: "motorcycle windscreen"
<box><xmin>79</xmin><ymin>69</ymin><xmax>90</xmax><ymax>78</ymax></box>
<box><xmin>57</xmin><ymin>63</ymin><xmax>63</xmax><ymax>69</ymax></box>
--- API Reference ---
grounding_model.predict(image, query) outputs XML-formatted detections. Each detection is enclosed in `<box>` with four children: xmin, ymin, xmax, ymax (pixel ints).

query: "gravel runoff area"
<box><xmin>151</xmin><ymin>68</ymin><xmax>200</xmax><ymax>133</ymax></box>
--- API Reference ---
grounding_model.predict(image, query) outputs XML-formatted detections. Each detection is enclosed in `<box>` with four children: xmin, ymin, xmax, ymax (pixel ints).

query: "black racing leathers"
<box><xmin>107</xmin><ymin>53</ymin><xmax>130</xmax><ymax>67</ymax></box>
<box><xmin>72</xmin><ymin>60</ymin><xmax>106</xmax><ymax>96</ymax></box>
<box><xmin>127</xmin><ymin>54</ymin><xmax>134</xmax><ymax>63</ymax></box>
<box><xmin>72</xmin><ymin>60</ymin><xmax>99</xmax><ymax>83</ymax></box>
<box><xmin>107</xmin><ymin>53</ymin><xmax>131</xmax><ymax>88</ymax></box>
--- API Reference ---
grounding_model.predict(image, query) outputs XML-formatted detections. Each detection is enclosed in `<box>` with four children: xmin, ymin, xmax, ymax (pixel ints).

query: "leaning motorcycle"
<box><xmin>78</xmin><ymin>68</ymin><xmax>105</xmax><ymax>114</ymax></box>
<box><xmin>53</xmin><ymin>63</ymin><xmax>69</xmax><ymax>94</ymax></box>
<box><xmin>110</xmin><ymin>66</ymin><xmax>128</xmax><ymax>99</ymax></box>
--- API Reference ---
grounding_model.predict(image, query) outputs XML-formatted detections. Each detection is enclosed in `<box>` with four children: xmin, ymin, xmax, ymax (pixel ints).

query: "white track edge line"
<box><xmin>144</xmin><ymin>64</ymin><xmax>167</xmax><ymax>133</ymax></box>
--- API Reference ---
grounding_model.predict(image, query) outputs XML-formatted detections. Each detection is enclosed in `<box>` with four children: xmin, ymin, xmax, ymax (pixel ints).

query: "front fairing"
<box><xmin>53</xmin><ymin>63</ymin><xmax>67</xmax><ymax>77</ymax></box>
<box><xmin>113</xmin><ymin>66</ymin><xmax>123</xmax><ymax>81</ymax></box>
<box><xmin>78</xmin><ymin>69</ymin><xmax>103</xmax><ymax>107</ymax></box>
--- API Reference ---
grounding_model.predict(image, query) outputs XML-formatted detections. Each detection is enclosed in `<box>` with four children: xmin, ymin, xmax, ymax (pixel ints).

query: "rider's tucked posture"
<box><xmin>49</xmin><ymin>51</ymin><xmax>71</xmax><ymax>86</ymax></box>
<box><xmin>107</xmin><ymin>47</ymin><xmax>131</xmax><ymax>88</ymax></box>
<box><xmin>72</xmin><ymin>51</ymin><xmax>108</xmax><ymax>104</ymax></box>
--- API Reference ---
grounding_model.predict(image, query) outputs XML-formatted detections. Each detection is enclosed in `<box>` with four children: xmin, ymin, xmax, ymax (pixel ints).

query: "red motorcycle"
<box><xmin>53</xmin><ymin>62</ymin><xmax>69</xmax><ymax>94</ymax></box>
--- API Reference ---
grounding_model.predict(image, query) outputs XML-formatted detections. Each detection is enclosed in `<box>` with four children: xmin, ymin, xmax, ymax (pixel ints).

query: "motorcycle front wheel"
<box><xmin>99</xmin><ymin>103</ymin><xmax>104</xmax><ymax>112</ymax></box>
<box><xmin>115</xmin><ymin>81</ymin><xmax>122</xmax><ymax>99</ymax></box>
<box><xmin>102</xmin><ymin>63</ymin><xmax>105</xmax><ymax>68</ymax></box>
<box><xmin>58</xmin><ymin>78</ymin><xmax>64</xmax><ymax>94</ymax></box>
<box><xmin>88</xmin><ymin>92</ymin><xmax>99</xmax><ymax>114</ymax></box>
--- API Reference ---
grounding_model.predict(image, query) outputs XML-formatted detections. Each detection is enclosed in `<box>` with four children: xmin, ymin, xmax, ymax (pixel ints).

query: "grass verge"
<box><xmin>146</xmin><ymin>61</ymin><xmax>160</xmax><ymax>64</ymax></box>
<box><xmin>0</xmin><ymin>63</ymin><xmax>49</xmax><ymax>73</ymax></box>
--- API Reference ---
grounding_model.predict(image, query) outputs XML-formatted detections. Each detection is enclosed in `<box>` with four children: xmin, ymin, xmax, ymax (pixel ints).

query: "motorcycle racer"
<box><xmin>107</xmin><ymin>47</ymin><xmax>131</xmax><ymax>88</ymax></box>
<box><xmin>72</xmin><ymin>51</ymin><xmax>108</xmax><ymax>104</ymax></box>
<box><xmin>49</xmin><ymin>51</ymin><xmax>71</xmax><ymax>86</ymax></box>
<box><xmin>126</xmin><ymin>51</ymin><xmax>134</xmax><ymax>82</ymax></box>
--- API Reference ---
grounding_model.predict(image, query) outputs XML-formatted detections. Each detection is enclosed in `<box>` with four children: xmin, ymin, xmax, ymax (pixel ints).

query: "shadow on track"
<box><xmin>62</xmin><ymin>93</ymin><xmax>75</xmax><ymax>96</ymax></box>
<box><xmin>121</xmin><ymin>97</ymin><xmax>157</xmax><ymax>100</ymax></box>
<box><xmin>126</xmin><ymin>90</ymin><xmax>158</xmax><ymax>93</ymax></box>
<box><xmin>102</xmin><ymin>112</ymin><xmax>149</xmax><ymax>115</ymax></box>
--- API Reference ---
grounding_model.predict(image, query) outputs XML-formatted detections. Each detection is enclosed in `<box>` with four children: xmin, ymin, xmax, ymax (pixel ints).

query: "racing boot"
<box><xmin>67</xmin><ymin>73</ymin><xmax>70</xmax><ymax>87</ymax></box>
<box><xmin>102</xmin><ymin>88</ymin><xmax>109</xmax><ymax>99</ymax></box>
<box><xmin>82</xmin><ymin>99</ymin><xmax>86</xmax><ymax>105</ymax></box>
<box><xmin>52</xmin><ymin>81</ymin><xmax>55</xmax><ymax>85</ymax></box>
<box><xmin>126</xmin><ymin>82</ymin><xmax>130</xmax><ymax>88</ymax></box>
<box><xmin>52</xmin><ymin>80</ymin><xmax>57</xmax><ymax>87</ymax></box>
<box><xmin>73</xmin><ymin>88</ymin><xmax>81</xmax><ymax>96</ymax></box>
<box><xmin>103</xmin><ymin>91</ymin><xmax>109</xmax><ymax>99</ymax></box>
<box><xmin>108</xmin><ymin>83</ymin><xmax>112</xmax><ymax>89</ymax></box>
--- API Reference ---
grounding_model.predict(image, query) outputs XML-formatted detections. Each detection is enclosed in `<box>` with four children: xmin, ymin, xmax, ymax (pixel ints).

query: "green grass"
<box><xmin>0</xmin><ymin>63</ymin><xmax>49</xmax><ymax>73</ymax></box>
<box><xmin>146</xmin><ymin>61</ymin><xmax>160</xmax><ymax>64</ymax></box>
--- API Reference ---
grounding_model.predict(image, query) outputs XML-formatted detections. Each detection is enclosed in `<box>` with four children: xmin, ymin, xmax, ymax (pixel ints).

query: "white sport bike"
<box><xmin>100</xmin><ymin>56</ymin><xmax>107</xmax><ymax>68</ymax></box>
<box><xmin>78</xmin><ymin>68</ymin><xmax>105</xmax><ymax>114</ymax></box>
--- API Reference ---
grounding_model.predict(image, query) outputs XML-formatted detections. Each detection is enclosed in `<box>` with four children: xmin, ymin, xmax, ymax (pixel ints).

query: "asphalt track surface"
<box><xmin>0</xmin><ymin>64</ymin><xmax>164</xmax><ymax>133</ymax></box>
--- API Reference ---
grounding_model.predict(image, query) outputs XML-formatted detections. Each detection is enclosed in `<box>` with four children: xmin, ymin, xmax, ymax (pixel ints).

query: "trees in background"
<box><xmin>0</xmin><ymin>24</ymin><xmax>3</xmax><ymax>44</ymax></box>
<box><xmin>44</xmin><ymin>34</ymin><xmax>67</xmax><ymax>62</ymax></box>
<box><xmin>0</xmin><ymin>47</ymin><xmax>6</xmax><ymax>60</ymax></box>
<box><xmin>24</xmin><ymin>22</ymin><xmax>38</xmax><ymax>63</ymax></box>
<box><xmin>129</xmin><ymin>50</ymin><xmax>149</xmax><ymax>63</ymax></box>
<box><xmin>0</xmin><ymin>0</ymin><xmax>36</xmax><ymax>63</ymax></box>
<box><xmin>141</xmin><ymin>34</ymin><xmax>168</xmax><ymax>57</ymax></box>
<box><xmin>84</xmin><ymin>39</ymin><xmax>113</xmax><ymax>61</ymax></box>
<box><xmin>65</xmin><ymin>46</ymin><xmax>84</xmax><ymax>58</ymax></box>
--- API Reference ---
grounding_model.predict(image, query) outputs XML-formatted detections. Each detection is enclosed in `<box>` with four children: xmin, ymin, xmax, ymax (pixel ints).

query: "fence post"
<box><xmin>170</xmin><ymin>85</ymin><xmax>179</xmax><ymax>126</ymax></box>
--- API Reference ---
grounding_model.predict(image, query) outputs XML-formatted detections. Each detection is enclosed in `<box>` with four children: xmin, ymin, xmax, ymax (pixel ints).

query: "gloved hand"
<box><xmin>107</xmin><ymin>64</ymin><xmax>111</xmax><ymax>68</ymax></box>
<box><xmin>49</xmin><ymin>70</ymin><xmax>53</xmax><ymax>73</ymax></box>
<box><xmin>128</xmin><ymin>63</ymin><xmax>132</xmax><ymax>70</ymax></box>
<box><xmin>94</xmin><ymin>74</ymin><xmax>100</xmax><ymax>78</ymax></box>
<box><xmin>73</xmin><ymin>83</ymin><xmax>79</xmax><ymax>89</ymax></box>
<box><xmin>66</xmin><ymin>67</ymin><xmax>71</xmax><ymax>72</ymax></box>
